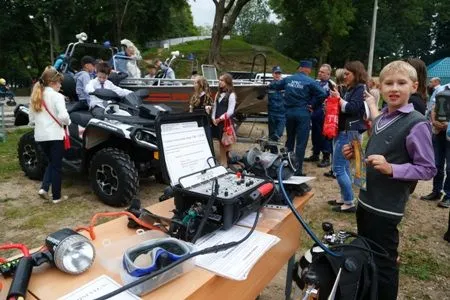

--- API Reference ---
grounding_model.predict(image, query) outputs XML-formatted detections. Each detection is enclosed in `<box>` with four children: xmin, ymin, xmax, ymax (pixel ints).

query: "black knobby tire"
<box><xmin>17</xmin><ymin>131</ymin><xmax>47</xmax><ymax>180</ymax></box>
<box><xmin>89</xmin><ymin>147</ymin><xmax>139</xmax><ymax>207</ymax></box>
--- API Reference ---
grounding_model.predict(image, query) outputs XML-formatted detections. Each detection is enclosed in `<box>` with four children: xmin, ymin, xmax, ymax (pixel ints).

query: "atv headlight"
<box><xmin>131</xmin><ymin>129</ymin><xmax>158</xmax><ymax>150</ymax></box>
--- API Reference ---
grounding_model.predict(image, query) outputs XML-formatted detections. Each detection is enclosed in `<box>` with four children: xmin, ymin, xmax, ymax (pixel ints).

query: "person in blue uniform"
<box><xmin>267</xmin><ymin>66</ymin><xmax>285</xmax><ymax>153</ymax></box>
<box><xmin>269</xmin><ymin>60</ymin><xmax>327</xmax><ymax>175</ymax></box>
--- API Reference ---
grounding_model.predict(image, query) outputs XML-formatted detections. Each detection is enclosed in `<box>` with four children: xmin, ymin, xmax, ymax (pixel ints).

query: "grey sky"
<box><xmin>189</xmin><ymin>0</ymin><xmax>215</xmax><ymax>26</ymax></box>
<box><xmin>188</xmin><ymin>0</ymin><xmax>279</xmax><ymax>27</ymax></box>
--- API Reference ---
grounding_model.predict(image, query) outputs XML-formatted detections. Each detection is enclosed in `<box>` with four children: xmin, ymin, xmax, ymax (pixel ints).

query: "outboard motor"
<box><xmin>242</xmin><ymin>147</ymin><xmax>298</xmax><ymax>180</ymax></box>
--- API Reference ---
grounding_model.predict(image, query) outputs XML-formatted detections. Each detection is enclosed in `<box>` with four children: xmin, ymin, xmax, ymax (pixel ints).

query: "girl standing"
<box><xmin>211</xmin><ymin>73</ymin><xmax>236</xmax><ymax>167</ymax></box>
<box><xmin>189</xmin><ymin>76</ymin><xmax>213</xmax><ymax>114</ymax></box>
<box><xmin>29</xmin><ymin>66</ymin><xmax>71</xmax><ymax>204</ymax></box>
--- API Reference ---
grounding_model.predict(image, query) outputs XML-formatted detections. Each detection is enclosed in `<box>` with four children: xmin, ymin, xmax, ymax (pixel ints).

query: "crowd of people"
<box><xmin>26</xmin><ymin>42</ymin><xmax>449</xmax><ymax>299</ymax></box>
<box><xmin>261</xmin><ymin>58</ymin><xmax>449</xmax><ymax>299</ymax></box>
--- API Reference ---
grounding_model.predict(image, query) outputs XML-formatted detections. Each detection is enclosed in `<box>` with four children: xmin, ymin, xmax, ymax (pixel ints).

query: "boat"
<box><xmin>59</xmin><ymin>34</ymin><xmax>270</xmax><ymax>119</ymax></box>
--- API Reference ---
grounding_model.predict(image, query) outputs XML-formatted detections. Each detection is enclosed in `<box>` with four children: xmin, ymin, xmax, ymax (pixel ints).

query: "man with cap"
<box><xmin>267</xmin><ymin>66</ymin><xmax>285</xmax><ymax>153</ymax></box>
<box><xmin>269</xmin><ymin>60</ymin><xmax>327</xmax><ymax>175</ymax></box>
<box><xmin>72</xmin><ymin>55</ymin><xmax>96</xmax><ymax>112</ymax></box>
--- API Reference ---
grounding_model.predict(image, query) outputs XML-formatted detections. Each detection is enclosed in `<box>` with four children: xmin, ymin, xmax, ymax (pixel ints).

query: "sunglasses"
<box><xmin>123</xmin><ymin>238</ymin><xmax>191</xmax><ymax>277</ymax></box>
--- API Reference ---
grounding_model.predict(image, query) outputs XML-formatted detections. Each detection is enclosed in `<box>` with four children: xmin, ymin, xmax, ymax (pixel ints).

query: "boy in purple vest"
<box><xmin>343</xmin><ymin>61</ymin><xmax>436</xmax><ymax>300</ymax></box>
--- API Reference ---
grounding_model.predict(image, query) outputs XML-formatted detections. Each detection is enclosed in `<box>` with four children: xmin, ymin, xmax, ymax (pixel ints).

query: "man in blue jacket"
<box><xmin>269</xmin><ymin>60</ymin><xmax>327</xmax><ymax>175</ymax></box>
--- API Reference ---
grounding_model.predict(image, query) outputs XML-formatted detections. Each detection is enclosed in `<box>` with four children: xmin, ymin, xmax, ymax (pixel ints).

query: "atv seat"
<box><xmin>61</xmin><ymin>72</ymin><xmax>78</xmax><ymax>102</ymax></box>
<box><xmin>70</xmin><ymin>110</ymin><xmax>93</xmax><ymax>127</ymax></box>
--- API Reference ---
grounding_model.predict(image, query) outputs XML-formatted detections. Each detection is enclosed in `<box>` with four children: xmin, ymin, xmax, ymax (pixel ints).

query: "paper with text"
<box><xmin>194</xmin><ymin>226</ymin><xmax>280</xmax><ymax>280</ymax></box>
<box><xmin>161</xmin><ymin>122</ymin><xmax>214</xmax><ymax>185</ymax></box>
<box><xmin>58</xmin><ymin>274</ymin><xmax>140</xmax><ymax>300</ymax></box>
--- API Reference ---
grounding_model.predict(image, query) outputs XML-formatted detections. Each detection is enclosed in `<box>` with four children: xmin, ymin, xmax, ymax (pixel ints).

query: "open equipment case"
<box><xmin>155</xmin><ymin>112</ymin><xmax>273</xmax><ymax>242</ymax></box>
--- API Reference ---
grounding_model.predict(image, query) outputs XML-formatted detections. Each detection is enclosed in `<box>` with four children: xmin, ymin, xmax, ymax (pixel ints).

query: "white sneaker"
<box><xmin>38</xmin><ymin>189</ymin><xmax>49</xmax><ymax>200</ymax></box>
<box><xmin>52</xmin><ymin>195</ymin><xmax>68</xmax><ymax>204</ymax></box>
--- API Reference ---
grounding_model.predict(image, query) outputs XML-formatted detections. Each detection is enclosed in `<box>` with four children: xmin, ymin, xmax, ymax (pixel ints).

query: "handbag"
<box><xmin>221</xmin><ymin>114</ymin><xmax>237</xmax><ymax>146</ymax></box>
<box><xmin>42</xmin><ymin>101</ymin><xmax>71</xmax><ymax>150</ymax></box>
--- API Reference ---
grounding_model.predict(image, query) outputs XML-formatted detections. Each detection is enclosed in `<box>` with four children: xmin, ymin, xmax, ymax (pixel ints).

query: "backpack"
<box><xmin>293</xmin><ymin>237</ymin><xmax>378</xmax><ymax>300</ymax></box>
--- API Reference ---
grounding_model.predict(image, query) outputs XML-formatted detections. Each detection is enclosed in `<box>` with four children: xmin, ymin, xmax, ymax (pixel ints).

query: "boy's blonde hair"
<box><xmin>379</xmin><ymin>61</ymin><xmax>417</xmax><ymax>83</ymax></box>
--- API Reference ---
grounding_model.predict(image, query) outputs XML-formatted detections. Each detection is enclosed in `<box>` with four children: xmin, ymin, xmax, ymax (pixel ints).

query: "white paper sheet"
<box><xmin>274</xmin><ymin>176</ymin><xmax>315</xmax><ymax>185</ymax></box>
<box><xmin>161</xmin><ymin>122</ymin><xmax>214</xmax><ymax>185</ymax></box>
<box><xmin>58</xmin><ymin>274</ymin><xmax>141</xmax><ymax>300</ymax></box>
<box><xmin>236</xmin><ymin>212</ymin><xmax>263</xmax><ymax>227</ymax></box>
<box><xmin>194</xmin><ymin>226</ymin><xmax>280</xmax><ymax>280</ymax></box>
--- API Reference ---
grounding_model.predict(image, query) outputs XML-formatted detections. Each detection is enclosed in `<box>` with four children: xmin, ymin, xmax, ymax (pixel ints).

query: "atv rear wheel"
<box><xmin>89</xmin><ymin>147</ymin><xmax>139</xmax><ymax>207</ymax></box>
<box><xmin>17</xmin><ymin>131</ymin><xmax>47</xmax><ymax>180</ymax></box>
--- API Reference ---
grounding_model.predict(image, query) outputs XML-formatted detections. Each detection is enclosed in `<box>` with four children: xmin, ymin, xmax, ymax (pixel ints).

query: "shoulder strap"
<box><xmin>42</xmin><ymin>100</ymin><xmax>63</xmax><ymax>128</ymax></box>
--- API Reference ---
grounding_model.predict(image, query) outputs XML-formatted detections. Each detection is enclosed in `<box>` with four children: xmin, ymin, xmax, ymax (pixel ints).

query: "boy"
<box><xmin>343</xmin><ymin>61</ymin><xmax>436</xmax><ymax>300</ymax></box>
<box><xmin>72</xmin><ymin>56</ymin><xmax>96</xmax><ymax>112</ymax></box>
<box><xmin>85</xmin><ymin>62</ymin><xmax>132</xmax><ymax>119</ymax></box>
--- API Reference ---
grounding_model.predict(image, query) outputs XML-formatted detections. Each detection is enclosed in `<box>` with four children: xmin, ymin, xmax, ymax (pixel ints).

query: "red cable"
<box><xmin>0</xmin><ymin>244</ymin><xmax>30</xmax><ymax>257</ymax></box>
<box><xmin>75</xmin><ymin>211</ymin><xmax>166</xmax><ymax>240</ymax></box>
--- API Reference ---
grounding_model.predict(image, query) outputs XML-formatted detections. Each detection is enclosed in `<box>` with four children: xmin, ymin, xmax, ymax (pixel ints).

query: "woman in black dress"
<box><xmin>211</xmin><ymin>73</ymin><xmax>236</xmax><ymax>167</ymax></box>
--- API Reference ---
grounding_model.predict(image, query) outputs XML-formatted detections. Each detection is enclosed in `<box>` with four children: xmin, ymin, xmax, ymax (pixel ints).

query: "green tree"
<box><xmin>234</xmin><ymin>0</ymin><xmax>270</xmax><ymax>37</ymax></box>
<box><xmin>245</xmin><ymin>21</ymin><xmax>280</xmax><ymax>48</ymax></box>
<box><xmin>270</xmin><ymin>0</ymin><xmax>355</xmax><ymax>65</ymax></box>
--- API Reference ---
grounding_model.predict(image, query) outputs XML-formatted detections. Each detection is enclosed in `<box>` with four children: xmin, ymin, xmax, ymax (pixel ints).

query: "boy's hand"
<box><xmin>342</xmin><ymin>144</ymin><xmax>354</xmax><ymax>160</ymax></box>
<box><xmin>367</xmin><ymin>155</ymin><xmax>393</xmax><ymax>175</ymax></box>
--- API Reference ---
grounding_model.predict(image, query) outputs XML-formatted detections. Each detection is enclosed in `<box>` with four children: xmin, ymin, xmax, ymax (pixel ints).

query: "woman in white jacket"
<box><xmin>29</xmin><ymin>67</ymin><xmax>71</xmax><ymax>203</ymax></box>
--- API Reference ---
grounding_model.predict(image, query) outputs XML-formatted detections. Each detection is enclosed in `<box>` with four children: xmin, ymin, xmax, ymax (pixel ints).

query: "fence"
<box><xmin>146</xmin><ymin>35</ymin><xmax>230</xmax><ymax>49</ymax></box>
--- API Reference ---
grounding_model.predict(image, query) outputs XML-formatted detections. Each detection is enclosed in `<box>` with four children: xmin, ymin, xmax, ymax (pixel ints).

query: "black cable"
<box><xmin>191</xmin><ymin>178</ymin><xmax>219</xmax><ymax>243</ymax></box>
<box><xmin>94</xmin><ymin>209</ymin><xmax>261</xmax><ymax>300</ymax></box>
<box><xmin>329</xmin><ymin>232</ymin><xmax>390</xmax><ymax>258</ymax></box>
<box><xmin>278</xmin><ymin>163</ymin><xmax>340</xmax><ymax>257</ymax></box>
<box><xmin>278</xmin><ymin>163</ymin><xmax>390</xmax><ymax>260</ymax></box>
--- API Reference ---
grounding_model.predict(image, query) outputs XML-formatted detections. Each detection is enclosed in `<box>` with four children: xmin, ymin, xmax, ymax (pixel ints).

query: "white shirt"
<box><xmin>29</xmin><ymin>87</ymin><xmax>71</xmax><ymax>141</ymax></box>
<box><xmin>211</xmin><ymin>92</ymin><xmax>236</xmax><ymax>121</ymax></box>
<box><xmin>85</xmin><ymin>78</ymin><xmax>133</xmax><ymax>109</ymax></box>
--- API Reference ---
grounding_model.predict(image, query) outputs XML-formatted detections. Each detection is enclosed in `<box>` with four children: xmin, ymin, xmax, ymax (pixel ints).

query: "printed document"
<box><xmin>194</xmin><ymin>226</ymin><xmax>280</xmax><ymax>280</ymax></box>
<box><xmin>161</xmin><ymin>121</ymin><xmax>214</xmax><ymax>185</ymax></box>
<box><xmin>58</xmin><ymin>274</ymin><xmax>140</xmax><ymax>300</ymax></box>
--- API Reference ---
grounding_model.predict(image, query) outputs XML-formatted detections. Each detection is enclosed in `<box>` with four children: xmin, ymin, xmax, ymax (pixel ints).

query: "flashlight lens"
<box><xmin>54</xmin><ymin>235</ymin><xmax>95</xmax><ymax>274</ymax></box>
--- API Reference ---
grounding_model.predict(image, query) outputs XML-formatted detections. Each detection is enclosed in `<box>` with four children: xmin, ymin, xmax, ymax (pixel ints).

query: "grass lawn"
<box><xmin>0</xmin><ymin>128</ymin><xmax>31</xmax><ymax>181</ymax></box>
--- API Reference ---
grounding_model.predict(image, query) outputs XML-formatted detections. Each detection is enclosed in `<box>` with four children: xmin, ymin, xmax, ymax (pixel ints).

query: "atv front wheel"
<box><xmin>17</xmin><ymin>131</ymin><xmax>47</xmax><ymax>180</ymax></box>
<box><xmin>89</xmin><ymin>147</ymin><xmax>139</xmax><ymax>207</ymax></box>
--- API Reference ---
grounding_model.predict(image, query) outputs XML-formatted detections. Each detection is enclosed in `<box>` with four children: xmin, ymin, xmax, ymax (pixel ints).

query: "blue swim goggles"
<box><xmin>123</xmin><ymin>238</ymin><xmax>191</xmax><ymax>277</ymax></box>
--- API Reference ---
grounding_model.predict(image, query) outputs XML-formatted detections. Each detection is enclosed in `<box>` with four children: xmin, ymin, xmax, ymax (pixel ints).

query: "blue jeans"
<box><xmin>432</xmin><ymin>131</ymin><xmax>450</xmax><ymax>197</ymax></box>
<box><xmin>285</xmin><ymin>109</ymin><xmax>310</xmax><ymax>174</ymax></box>
<box><xmin>39</xmin><ymin>140</ymin><xmax>64</xmax><ymax>200</ymax></box>
<box><xmin>332</xmin><ymin>131</ymin><xmax>356</xmax><ymax>204</ymax></box>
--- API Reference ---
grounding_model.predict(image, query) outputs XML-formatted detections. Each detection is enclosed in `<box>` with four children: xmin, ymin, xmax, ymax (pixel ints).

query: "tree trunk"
<box><xmin>208</xmin><ymin>2</ymin><xmax>225</xmax><ymax>66</ymax></box>
<box><xmin>208</xmin><ymin>0</ymin><xmax>251</xmax><ymax>67</ymax></box>
<box><xmin>208</xmin><ymin>31</ymin><xmax>224</xmax><ymax>66</ymax></box>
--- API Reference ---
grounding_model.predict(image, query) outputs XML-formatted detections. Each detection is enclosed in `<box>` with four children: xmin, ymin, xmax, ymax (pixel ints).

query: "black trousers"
<box><xmin>38</xmin><ymin>140</ymin><xmax>64</xmax><ymax>200</ymax></box>
<box><xmin>356</xmin><ymin>206</ymin><xmax>401</xmax><ymax>300</ymax></box>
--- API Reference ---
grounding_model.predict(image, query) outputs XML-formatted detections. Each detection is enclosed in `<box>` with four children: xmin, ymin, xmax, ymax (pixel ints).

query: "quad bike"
<box><xmin>14</xmin><ymin>83</ymin><xmax>171</xmax><ymax>207</ymax></box>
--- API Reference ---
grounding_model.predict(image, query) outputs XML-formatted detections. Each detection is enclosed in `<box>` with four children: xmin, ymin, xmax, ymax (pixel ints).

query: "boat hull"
<box><xmin>120</xmin><ymin>80</ymin><xmax>268</xmax><ymax>115</ymax></box>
